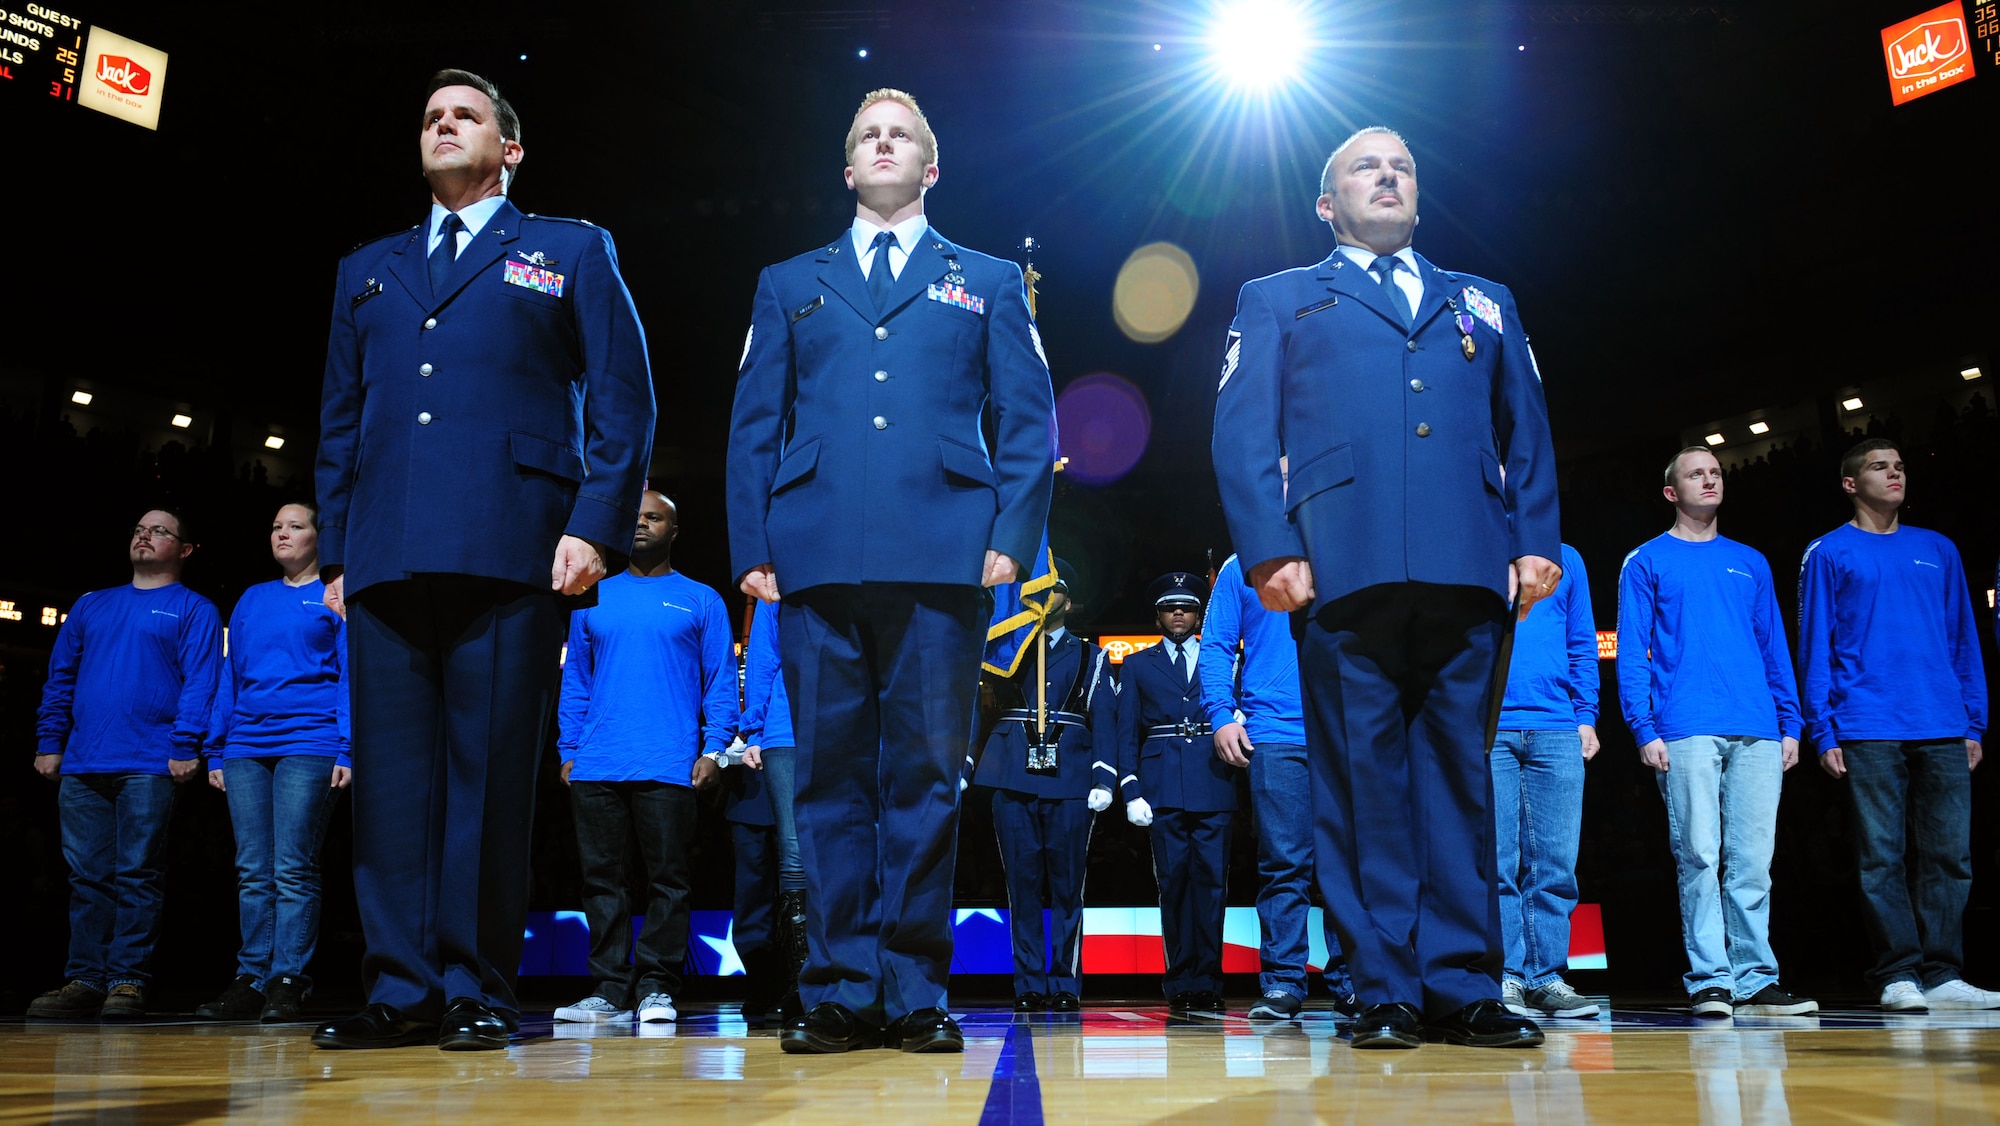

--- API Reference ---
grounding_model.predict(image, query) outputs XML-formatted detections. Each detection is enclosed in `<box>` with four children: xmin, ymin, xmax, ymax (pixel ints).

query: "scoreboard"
<box><xmin>0</xmin><ymin>4</ymin><xmax>166</xmax><ymax>129</ymax></box>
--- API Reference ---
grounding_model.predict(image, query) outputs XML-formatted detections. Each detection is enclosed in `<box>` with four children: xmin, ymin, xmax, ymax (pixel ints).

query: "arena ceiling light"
<box><xmin>1748</xmin><ymin>421</ymin><xmax>1770</xmax><ymax>435</ymax></box>
<box><xmin>1962</xmin><ymin>367</ymin><xmax>1982</xmax><ymax>380</ymax></box>
<box><xmin>1841</xmin><ymin>397</ymin><xmax>1864</xmax><ymax>411</ymax></box>
<box><xmin>170</xmin><ymin>414</ymin><xmax>192</xmax><ymax>428</ymax></box>
<box><xmin>264</xmin><ymin>436</ymin><xmax>285</xmax><ymax>450</ymax></box>
<box><xmin>1703</xmin><ymin>433</ymin><xmax>1725</xmax><ymax>446</ymax></box>
<box><xmin>1208</xmin><ymin>0</ymin><xmax>1311</xmax><ymax>91</ymax></box>
<box><xmin>70</xmin><ymin>390</ymin><xmax>93</xmax><ymax>405</ymax></box>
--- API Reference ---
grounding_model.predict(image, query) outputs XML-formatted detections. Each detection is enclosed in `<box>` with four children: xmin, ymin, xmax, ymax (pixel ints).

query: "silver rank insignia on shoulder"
<box><xmin>517</xmin><ymin>250</ymin><xmax>559</xmax><ymax>268</ymax></box>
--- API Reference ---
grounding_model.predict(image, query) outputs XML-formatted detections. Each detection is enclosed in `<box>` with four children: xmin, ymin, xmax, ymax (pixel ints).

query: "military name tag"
<box><xmin>503</xmin><ymin>260</ymin><xmax>565</xmax><ymax>297</ymax></box>
<box><xmin>927</xmin><ymin>282</ymin><xmax>986</xmax><ymax>314</ymax></box>
<box><xmin>350</xmin><ymin>280</ymin><xmax>384</xmax><ymax>308</ymax></box>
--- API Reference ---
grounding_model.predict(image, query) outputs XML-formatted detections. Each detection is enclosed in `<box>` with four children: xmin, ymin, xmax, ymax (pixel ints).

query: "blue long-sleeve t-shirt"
<box><xmin>1616</xmin><ymin>533</ymin><xmax>1801</xmax><ymax>747</ymax></box>
<box><xmin>36</xmin><ymin>582</ymin><xmax>223</xmax><ymax>772</ymax></box>
<box><xmin>558</xmin><ymin>571</ymin><xmax>739</xmax><ymax>784</ymax></box>
<box><xmin>209</xmin><ymin>578</ymin><xmax>350</xmax><ymax>769</ymax></box>
<box><xmin>1197</xmin><ymin>554</ymin><xmax>1305</xmax><ymax>746</ymax></box>
<box><xmin>1500</xmin><ymin>543</ymin><xmax>1600</xmax><ymax>731</ymax></box>
<box><xmin>1796</xmin><ymin>523</ymin><xmax>1988</xmax><ymax>750</ymax></box>
<box><xmin>740</xmin><ymin>603</ymin><xmax>794</xmax><ymax>750</ymax></box>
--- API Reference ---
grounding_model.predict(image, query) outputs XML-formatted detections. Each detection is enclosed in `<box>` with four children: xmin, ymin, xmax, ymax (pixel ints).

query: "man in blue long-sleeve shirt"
<box><xmin>1797</xmin><ymin>440</ymin><xmax>1996</xmax><ymax>1011</ymax></box>
<box><xmin>1617</xmin><ymin>448</ymin><xmax>1815</xmax><ymax>1018</ymax></box>
<box><xmin>1490</xmin><ymin>543</ymin><xmax>1600</xmax><ymax>1020</ymax></box>
<box><xmin>31</xmin><ymin>509</ymin><xmax>222</xmax><ymax>1020</ymax></box>
<box><xmin>554</xmin><ymin>492</ymin><xmax>737</xmax><ymax>1024</ymax></box>
<box><xmin>1200</xmin><ymin>554</ymin><xmax>1353</xmax><ymax>1021</ymax></box>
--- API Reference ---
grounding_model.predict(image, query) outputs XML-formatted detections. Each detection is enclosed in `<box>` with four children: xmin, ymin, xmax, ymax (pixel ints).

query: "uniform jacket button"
<box><xmin>418</xmin><ymin>412</ymin><xmax>433</xmax><ymax>425</ymax></box>
<box><xmin>1409</xmin><ymin>378</ymin><xmax>1425</xmax><ymax>392</ymax></box>
<box><xmin>872</xmin><ymin>416</ymin><xmax>888</xmax><ymax>430</ymax></box>
<box><xmin>424</xmin><ymin>317</ymin><xmax>438</xmax><ymax>330</ymax></box>
<box><xmin>1415</xmin><ymin>422</ymin><xmax>1431</xmax><ymax>437</ymax></box>
<box><xmin>420</xmin><ymin>363</ymin><xmax>434</xmax><ymax>376</ymax></box>
<box><xmin>875</xmin><ymin>370</ymin><xmax>888</xmax><ymax>382</ymax></box>
<box><xmin>1406</xmin><ymin>340</ymin><xmax>1417</xmax><ymax>352</ymax></box>
<box><xmin>874</xmin><ymin>326</ymin><xmax>890</xmax><ymax>340</ymax></box>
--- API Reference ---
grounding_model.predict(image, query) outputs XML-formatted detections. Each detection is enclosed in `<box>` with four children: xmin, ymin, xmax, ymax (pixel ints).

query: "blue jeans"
<box><xmin>1842</xmin><ymin>739</ymin><xmax>1973</xmax><ymax>990</ymax></box>
<box><xmin>58</xmin><ymin>773</ymin><xmax>178</xmax><ymax>988</ymax></box>
<box><xmin>761</xmin><ymin>746</ymin><xmax>806</xmax><ymax>890</ymax></box>
<box><xmin>224</xmin><ymin>755</ymin><xmax>342</xmax><ymax>986</ymax></box>
<box><xmin>1247</xmin><ymin>741</ymin><xmax>1350</xmax><ymax>999</ymax></box>
<box><xmin>1656</xmin><ymin>735</ymin><xmax>1782</xmax><ymax>997</ymax></box>
<box><xmin>1490</xmin><ymin>729</ymin><xmax>1585</xmax><ymax>988</ymax></box>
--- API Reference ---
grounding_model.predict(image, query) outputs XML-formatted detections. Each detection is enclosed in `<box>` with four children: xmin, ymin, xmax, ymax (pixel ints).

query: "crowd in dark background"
<box><xmin>2</xmin><ymin>383</ymin><xmax>1994</xmax><ymax>1009</ymax></box>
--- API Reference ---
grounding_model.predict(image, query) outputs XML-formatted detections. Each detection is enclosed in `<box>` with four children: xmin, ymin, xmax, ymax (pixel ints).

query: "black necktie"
<box><xmin>1371</xmin><ymin>254</ymin><xmax>1413</xmax><ymax>327</ymax></box>
<box><xmin>867</xmin><ymin>230</ymin><xmax>898</xmax><ymax>314</ymax></box>
<box><xmin>1170</xmin><ymin>642</ymin><xmax>1187</xmax><ymax>686</ymax></box>
<box><xmin>429</xmin><ymin>213</ymin><xmax>463</xmax><ymax>298</ymax></box>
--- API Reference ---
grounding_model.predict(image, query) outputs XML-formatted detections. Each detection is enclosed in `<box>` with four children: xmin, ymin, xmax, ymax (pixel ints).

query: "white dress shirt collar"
<box><xmin>850</xmin><ymin>214</ymin><xmax>930</xmax><ymax>280</ymax></box>
<box><xmin>429</xmin><ymin>195</ymin><xmax>508</xmax><ymax>252</ymax></box>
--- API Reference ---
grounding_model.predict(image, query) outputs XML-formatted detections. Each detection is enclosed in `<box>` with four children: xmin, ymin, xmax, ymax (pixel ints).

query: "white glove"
<box><xmin>1126</xmin><ymin>797</ymin><xmax>1154</xmax><ymax>827</ymax></box>
<box><xmin>1087</xmin><ymin>787</ymin><xmax>1112</xmax><ymax>812</ymax></box>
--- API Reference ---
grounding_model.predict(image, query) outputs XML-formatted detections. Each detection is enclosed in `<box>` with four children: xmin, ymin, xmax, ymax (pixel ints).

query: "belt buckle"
<box><xmin>1025</xmin><ymin>734</ymin><xmax>1059</xmax><ymax>774</ymax></box>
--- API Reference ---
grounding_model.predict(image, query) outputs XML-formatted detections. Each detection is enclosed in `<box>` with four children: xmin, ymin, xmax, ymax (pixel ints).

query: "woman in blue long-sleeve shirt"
<box><xmin>198</xmin><ymin>503</ymin><xmax>351</xmax><ymax>1023</ymax></box>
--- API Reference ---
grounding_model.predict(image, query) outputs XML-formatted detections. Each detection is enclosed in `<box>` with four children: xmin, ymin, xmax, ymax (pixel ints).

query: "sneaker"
<box><xmin>1690</xmin><ymin>987</ymin><xmax>1733</xmax><ymax>1018</ymax></box>
<box><xmin>99</xmin><ymin>983</ymin><xmax>147</xmax><ymax>1019</ymax></box>
<box><xmin>554</xmin><ymin>995</ymin><xmax>632</xmax><ymax>1023</ymax></box>
<box><xmin>1247</xmin><ymin>990</ymin><xmax>1302</xmax><ymax>1020</ymax></box>
<box><xmin>1734</xmin><ymin>984</ymin><xmax>1817</xmax><ymax>1016</ymax></box>
<box><xmin>1501</xmin><ymin>979</ymin><xmax>1534</xmax><ymax>1018</ymax></box>
<box><xmin>196</xmin><ymin>975</ymin><xmax>265</xmax><ymax>1020</ymax></box>
<box><xmin>1525</xmin><ymin>980</ymin><xmax>1600</xmax><ymax>1018</ymax></box>
<box><xmin>1880</xmin><ymin>980</ymin><xmax>1928</xmax><ymax>1011</ymax></box>
<box><xmin>637</xmin><ymin>992</ymin><xmax>677</xmax><ymax>1023</ymax></box>
<box><xmin>261</xmin><ymin>976</ymin><xmax>310</xmax><ymax>1023</ymax></box>
<box><xmin>27</xmin><ymin>980</ymin><xmax>106</xmax><ymax>1019</ymax></box>
<box><xmin>1923</xmin><ymin>979</ymin><xmax>2000</xmax><ymax>1010</ymax></box>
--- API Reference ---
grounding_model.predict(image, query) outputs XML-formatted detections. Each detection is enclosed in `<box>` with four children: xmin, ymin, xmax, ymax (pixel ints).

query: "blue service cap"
<box><xmin>1147</xmin><ymin>571</ymin><xmax>1206</xmax><ymax>607</ymax></box>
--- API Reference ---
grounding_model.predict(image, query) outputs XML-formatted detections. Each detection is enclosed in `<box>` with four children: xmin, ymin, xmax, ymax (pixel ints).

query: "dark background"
<box><xmin>1</xmin><ymin>0</ymin><xmax>1994</xmax><ymax>1007</ymax></box>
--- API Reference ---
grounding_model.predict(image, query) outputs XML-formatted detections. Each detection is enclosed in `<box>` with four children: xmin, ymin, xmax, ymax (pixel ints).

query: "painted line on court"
<box><xmin>977</xmin><ymin>1020</ymin><xmax>1043</xmax><ymax>1126</ymax></box>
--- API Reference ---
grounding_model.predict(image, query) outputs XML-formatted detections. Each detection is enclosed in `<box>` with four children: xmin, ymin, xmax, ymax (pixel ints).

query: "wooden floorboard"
<box><xmin>3</xmin><ymin>1001</ymin><xmax>1997</xmax><ymax>1123</ymax></box>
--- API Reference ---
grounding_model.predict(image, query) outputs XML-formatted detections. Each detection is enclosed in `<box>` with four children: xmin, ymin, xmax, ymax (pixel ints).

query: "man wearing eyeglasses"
<box><xmin>31</xmin><ymin>510</ymin><xmax>222</xmax><ymax>1021</ymax></box>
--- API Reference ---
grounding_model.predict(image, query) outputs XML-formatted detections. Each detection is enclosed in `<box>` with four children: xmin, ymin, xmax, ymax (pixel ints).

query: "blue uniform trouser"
<box><xmin>1151</xmin><ymin>808</ymin><xmax>1232</xmax><ymax>998</ymax></box>
<box><xmin>223</xmin><ymin>754</ymin><xmax>343</xmax><ymax>988</ymax></box>
<box><xmin>1490</xmin><ymin>729</ymin><xmax>1585</xmax><ymax>989</ymax></box>
<box><xmin>1842</xmin><ymin>739</ymin><xmax>1973</xmax><ymax>991</ymax></box>
<box><xmin>1300</xmin><ymin>583</ymin><xmax>1505</xmax><ymax>1017</ymax></box>
<box><xmin>780</xmin><ymin>583</ymin><xmax>985</xmax><ymax>1025</ymax></box>
<box><xmin>1247</xmin><ymin>741</ymin><xmax>1350</xmax><ymax>999</ymax></box>
<box><xmin>992</xmin><ymin>789</ymin><xmax>1092</xmax><ymax>997</ymax></box>
<box><xmin>345</xmin><ymin>576</ymin><xmax>563</xmax><ymax>1022</ymax></box>
<box><xmin>730</xmin><ymin>821</ymin><xmax>777</xmax><ymax>961</ymax></box>
<box><xmin>59</xmin><ymin>773</ymin><xmax>178</xmax><ymax>989</ymax></box>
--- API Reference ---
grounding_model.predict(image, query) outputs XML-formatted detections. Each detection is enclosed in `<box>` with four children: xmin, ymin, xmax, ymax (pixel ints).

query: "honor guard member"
<box><xmin>1116</xmin><ymin>572</ymin><xmax>1239</xmax><ymax>1014</ymax></box>
<box><xmin>972</xmin><ymin>560</ymin><xmax>1116</xmax><ymax>1012</ymax></box>
<box><xmin>1210</xmin><ymin>127</ymin><xmax>1561</xmax><ymax>1050</ymax></box>
<box><xmin>312</xmin><ymin>69</ymin><xmax>656</xmax><ymax>1051</ymax></box>
<box><xmin>1200</xmin><ymin>552</ymin><xmax>1356</xmax><ymax>1021</ymax></box>
<box><xmin>726</xmin><ymin>88</ymin><xmax>1057</xmax><ymax>1053</ymax></box>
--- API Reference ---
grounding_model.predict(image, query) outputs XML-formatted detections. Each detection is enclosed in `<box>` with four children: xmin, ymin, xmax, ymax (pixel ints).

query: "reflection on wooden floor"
<box><xmin>4</xmin><ymin>1001</ymin><xmax>1998</xmax><ymax>1124</ymax></box>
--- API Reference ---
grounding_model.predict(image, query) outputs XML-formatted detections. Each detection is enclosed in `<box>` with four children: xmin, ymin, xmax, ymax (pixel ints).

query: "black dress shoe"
<box><xmin>438</xmin><ymin>998</ymin><xmax>512</xmax><ymax>1051</ymax></box>
<box><xmin>1349</xmin><ymin>1002</ymin><xmax>1424</xmax><ymax>1049</ymax></box>
<box><xmin>1189</xmin><ymin>990</ymin><xmax>1226</xmax><ymax>1014</ymax></box>
<box><xmin>311</xmin><ymin>1004</ymin><xmax>439</xmax><ymax>1050</ymax></box>
<box><xmin>1048</xmin><ymin>991</ymin><xmax>1081</xmax><ymax>1012</ymax></box>
<box><xmin>780</xmin><ymin>1002</ymin><xmax>882</xmax><ymax>1054</ymax></box>
<box><xmin>1014</xmin><ymin>992</ymin><xmax>1048</xmax><ymax>1012</ymax></box>
<box><xmin>886</xmin><ymin>1008</ymin><xmax>964</xmax><ymax>1053</ymax></box>
<box><xmin>1423</xmin><ymin>999</ymin><xmax>1545</xmax><ymax>1048</ymax></box>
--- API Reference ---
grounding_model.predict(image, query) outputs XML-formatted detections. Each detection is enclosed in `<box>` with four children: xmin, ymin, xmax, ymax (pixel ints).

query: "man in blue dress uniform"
<box><xmin>1211</xmin><ymin>127</ymin><xmax>1561</xmax><ymax>1049</ymax></box>
<box><xmin>726</xmin><ymin>88</ymin><xmax>1056</xmax><ymax>1053</ymax></box>
<box><xmin>972</xmin><ymin>562</ymin><xmax>1116</xmax><ymax>1012</ymax></box>
<box><xmin>311</xmin><ymin>69</ymin><xmax>656</xmax><ymax>1050</ymax></box>
<box><xmin>1116</xmin><ymin>573</ymin><xmax>1239</xmax><ymax>1014</ymax></box>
